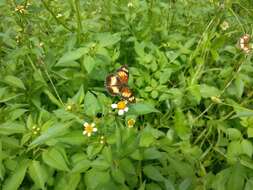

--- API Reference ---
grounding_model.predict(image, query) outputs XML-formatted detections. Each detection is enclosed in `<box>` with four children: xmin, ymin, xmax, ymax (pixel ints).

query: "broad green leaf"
<box><xmin>57</xmin><ymin>47</ymin><xmax>88</xmax><ymax>65</ymax></box>
<box><xmin>4</xmin><ymin>75</ymin><xmax>26</xmax><ymax>90</ymax></box>
<box><xmin>179</xmin><ymin>178</ymin><xmax>192</xmax><ymax>190</ymax></box>
<box><xmin>143</xmin><ymin>148</ymin><xmax>162</xmax><ymax>160</ymax></box>
<box><xmin>91</xmin><ymin>158</ymin><xmax>110</xmax><ymax>170</ymax></box>
<box><xmin>9</xmin><ymin>109</ymin><xmax>27</xmax><ymax>121</ymax></box>
<box><xmin>85</xmin><ymin>169</ymin><xmax>111</xmax><ymax>189</ymax></box>
<box><xmin>174</xmin><ymin>108</ymin><xmax>191</xmax><ymax>140</ymax></box>
<box><xmin>3</xmin><ymin>160</ymin><xmax>29</xmax><ymax>190</ymax></box>
<box><xmin>245</xmin><ymin>178</ymin><xmax>253</xmax><ymax>190</ymax></box>
<box><xmin>30</xmin><ymin>123</ymin><xmax>68</xmax><ymax>146</ymax></box>
<box><xmin>247</xmin><ymin>128</ymin><xmax>253</xmax><ymax>138</ymax></box>
<box><xmin>111</xmin><ymin>168</ymin><xmax>125</xmax><ymax>184</ymax></box>
<box><xmin>71</xmin><ymin>159</ymin><xmax>91</xmax><ymax>173</ymax></box>
<box><xmin>43</xmin><ymin>89</ymin><xmax>62</xmax><ymax>107</ymax></box>
<box><xmin>42</xmin><ymin>147</ymin><xmax>69</xmax><ymax>171</ymax></box>
<box><xmin>55</xmin><ymin>131</ymin><xmax>86</xmax><ymax>145</ymax></box>
<box><xmin>119</xmin><ymin>158</ymin><xmax>136</xmax><ymax>175</ymax></box>
<box><xmin>227</xmin><ymin>163</ymin><xmax>245</xmax><ymax>190</ymax></box>
<box><xmin>200</xmin><ymin>84</ymin><xmax>220</xmax><ymax>98</ymax></box>
<box><xmin>241</xmin><ymin>139</ymin><xmax>253</xmax><ymax>157</ymax></box>
<box><xmin>83</xmin><ymin>55</ymin><xmax>96</xmax><ymax>73</ymax></box>
<box><xmin>72</xmin><ymin>85</ymin><xmax>84</xmax><ymax>104</ymax></box>
<box><xmin>28</xmin><ymin>160</ymin><xmax>47</xmax><ymax>190</ymax></box>
<box><xmin>96</xmin><ymin>33</ymin><xmax>121</xmax><ymax>47</ymax></box>
<box><xmin>167</xmin><ymin>157</ymin><xmax>194</xmax><ymax>177</ymax></box>
<box><xmin>129</xmin><ymin>103</ymin><xmax>159</xmax><ymax>115</ymax></box>
<box><xmin>84</xmin><ymin>91</ymin><xmax>101</xmax><ymax>116</ymax></box>
<box><xmin>143</xmin><ymin>165</ymin><xmax>164</xmax><ymax>182</ymax></box>
<box><xmin>139</xmin><ymin>131</ymin><xmax>155</xmax><ymax>147</ymax></box>
<box><xmin>226</xmin><ymin>128</ymin><xmax>242</xmax><ymax>141</ymax></box>
<box><xmin>54</xmin><ymin>173</ymin><xmax>81</xmax><ymax>190</ymax></box>
<box><xmin>0</xmin><ymin>122</ymin><xmax>26</xmax><ymax>135</ymax></box>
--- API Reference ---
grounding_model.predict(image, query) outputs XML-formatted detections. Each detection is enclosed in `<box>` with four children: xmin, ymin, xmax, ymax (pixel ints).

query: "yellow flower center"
<box><xmin>85</xmin><ymin>125</ymin><xmax>93</xmax><ymax>133</ymax></box>
<box><xmin>117</xmin><ymin>101</ymin><xmax>126</xmax><ymax>109</ymax></box>
<box><xmin>127</xmin><ymin>119</ymin><xmax>135</xmax><ymax>127</ymax></box>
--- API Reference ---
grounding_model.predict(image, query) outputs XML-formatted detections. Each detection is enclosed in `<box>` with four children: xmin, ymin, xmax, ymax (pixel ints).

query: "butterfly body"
<box><xmin>105</xmin><ymin>65</ymin><xmax>135</xmax><ymax>103</ymax></box>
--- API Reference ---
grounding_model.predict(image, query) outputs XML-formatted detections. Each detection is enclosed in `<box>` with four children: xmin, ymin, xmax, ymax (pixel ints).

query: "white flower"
<box><xmin>83</xmin><ymin>122</ymin><xmax>97</xmax><ymax>137</ymax></box>
<box><xmin>111</xmin><ymin>100</ymin><xmax>129</xmax><ymax>116</ymax></box>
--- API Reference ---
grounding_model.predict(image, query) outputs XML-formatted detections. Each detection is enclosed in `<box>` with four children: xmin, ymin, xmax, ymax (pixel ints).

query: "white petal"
<box><xmin>83</xmin><ymin>122</ymin><xmax>89</xmax><ymax>127</ymax></box>
<box><xmin>111</xmin><ymin>104</ymin><xmax>117</xmax><ymax>109</ymax></box>
<box><xmin>118</xmin><ymin>109</ymin><xmax>124</xmax><ymax>115</ymax></box>
<box><xmin>83</xmin><ymin>131</ymin><xmax>87</xmax><ymax>135</ymax></box>
<box><xmin>124</xmin><ymin>107</ymin><xmax>129</xmax><ymax>112</ymax></box>
<box><xmin>93</xmin><ymin>128</ymin><xmax>97</xmax><ymax>132</ymax></box>
<box><xmin>87</xmin><ymin>133</ymin><xmax>91</xmax><ymax>137</ymax></box>
<box><xmin>91</xmin><ymin>123</ymin><xmax>95</xmax><ymax>127</ymax></box>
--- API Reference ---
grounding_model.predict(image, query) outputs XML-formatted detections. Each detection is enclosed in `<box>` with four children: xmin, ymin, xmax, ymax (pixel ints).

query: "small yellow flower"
<box><xmin>111</xmin><ymin>100</ymin><xmax>129</xmax><ymax>115</ymax></box>
<box><xmin>83</xmin><ymin>122</ymin><xmax>97</xmax><ymax>137</ymax></box>
<box><xmin>220</xmin><ymin>21</ymin><xmax>229</xmax><ymax>31</ymax></box>
<box><xmin>56</xmin><ymin>13</ymin><xmax>63</xmax><ymax>18</ymax></box>
<box><xmin>127</xmin><ymin>119</ymin><xmax>136</xmax><ymax>128</ymax></box>
<box><xmin>211</xmin><ymin>96</ymin><xmax>222</xmax><ymax>104</ymax></box>
<box><xmin>65</xmin><ymin>105</ymin><xmax>72</xmax><ymax>111</ymax></box>
<box><xmin>15</xmin><ymin>5</ymin><xmax>26</xmax><ymax>14</ymax></box>
<box><xmin>100</xmin><ymin>136</ymin><xmax>105</xmax><ymax>144</ymax></box>
<box><xmin>128</xmin><ymin>2</ymin><xmax>134</xmax><ymax>8</ymax></box>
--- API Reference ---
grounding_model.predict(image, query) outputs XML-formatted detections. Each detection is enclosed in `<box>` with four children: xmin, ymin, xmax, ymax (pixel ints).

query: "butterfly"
<box><xmin>239</xmin><ymin>34</ymin><xmax>251</xmax><ymax>53</ymax></box>
<box><xmin>105</xmin><ymin>65</ymin><xmax>135</xmax><ymax>103</ymax></box>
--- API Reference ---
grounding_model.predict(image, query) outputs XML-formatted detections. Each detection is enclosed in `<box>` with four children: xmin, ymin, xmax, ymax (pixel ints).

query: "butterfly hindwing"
<box><xmin>120</xmin><ymin>87</ymin><xmax>135</xmax><ymax>103</ymax></box>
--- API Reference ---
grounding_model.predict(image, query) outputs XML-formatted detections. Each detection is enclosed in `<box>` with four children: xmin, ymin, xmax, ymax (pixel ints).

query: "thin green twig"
<box><xmin>41</xmin><ymin>0</ymin><xmax>73</xmax><ymax>32</ymax></box>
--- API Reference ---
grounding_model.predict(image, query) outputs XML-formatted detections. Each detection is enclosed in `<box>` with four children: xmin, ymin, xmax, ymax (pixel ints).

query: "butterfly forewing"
<box><xmin>121</xmin><ymin>87</ymin><xmax>135</xmax><ymax>103</ymax></box>
<box><xmin>117</xmin><ymin>65</ymin><xmax>129</xmax><ymax>84</ymax></box>
<box><xmin>105</xmin><ymin>74</ymin><xmax>121</xmax><ymax>96</ymax></box>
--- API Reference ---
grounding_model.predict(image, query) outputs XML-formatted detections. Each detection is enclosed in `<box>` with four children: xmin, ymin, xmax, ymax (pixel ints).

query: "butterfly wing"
<box><xmin>105</xmin><ymin>74</ymin><xmax>121</xmax><ymax>96</ymax></box>
<box><xmin>239</xmin><ymin>34</ymin><xmax>251</xmax><ymax>53</ymax></box>
<box><xmin>116</xmin><ymin>65</ymin><xmax>129</xmax><ymax>84</ymax></box>
<box><xmin>120</xmin><ymin>86</ymin><xmax>135</xmax><ymax>103</ymax></box>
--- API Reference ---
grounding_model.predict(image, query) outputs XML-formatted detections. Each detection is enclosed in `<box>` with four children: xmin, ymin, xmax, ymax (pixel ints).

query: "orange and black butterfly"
<box><xmin>239</xmin><ymin>34</ymin><xmax>251</xmax><ymax>53</ymax></box>
<box><xmin>105</xmin><ymin>65</ymin><xmax>135</xmax><ymax>103</ymax></box>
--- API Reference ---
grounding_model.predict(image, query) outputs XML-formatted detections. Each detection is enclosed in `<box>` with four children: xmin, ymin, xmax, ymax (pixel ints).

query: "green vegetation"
<box><xmin>0</xmin><ymin>0</ymin><xmax>253</xmax><ymax>189</ymax></box>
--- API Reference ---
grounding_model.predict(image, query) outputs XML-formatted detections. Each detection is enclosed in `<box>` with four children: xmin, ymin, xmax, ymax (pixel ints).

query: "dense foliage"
<box><xmin>1</xmin><ymin>0</ymin><xmax>253</xmax><ymax>189</ymax></box>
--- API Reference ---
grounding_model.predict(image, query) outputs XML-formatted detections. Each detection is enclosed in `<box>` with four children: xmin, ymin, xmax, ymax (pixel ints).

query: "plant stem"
<box><xmin>41</xmin><ymin>0</ymin><xmax>73</xmax><ymax>32</ymax></box>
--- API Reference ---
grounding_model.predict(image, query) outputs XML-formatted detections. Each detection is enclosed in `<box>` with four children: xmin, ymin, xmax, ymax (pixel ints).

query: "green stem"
<box><xmin>74</xmin><ymin>0</ymin><xmax>83</xmax><ymax>43</ymax></box>
<box><xmin>41</xmin><ymin>0</ymin><xmax>73</xmax><ymax>32</ymax></box>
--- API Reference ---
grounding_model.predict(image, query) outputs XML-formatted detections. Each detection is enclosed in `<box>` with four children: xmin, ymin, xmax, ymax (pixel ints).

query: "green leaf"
<box><xmin>143</xmin><ymin>165</ymin><xmax>164</xmax><ymax>182</ymax></box>
<box><xmin>227</xmin><ymin>163</ymin><xmax>245</xmax><ymax>190</ymax></box>
<box><xmin>0</xmin><ymin>122</ymin><xmax>26</xmax><ymax>135</ymax></box>
<box><xmin>42</xmin><ymin>147</ymin><xmax>69</xmax><ymax>171</ymax></box>
<box><xmin>111</xmin><ymin>168</ymin><xmax>125</xmax><ymax>184</ymax></box>
<box><xmin>143</xmin><ymin>148</ymin><xmax>162</xmax><ymax>160</ymax></box>
<box><xmin>119</xmin><ymin>158</ymin><xmax>136</xmax><ymax>175</ymax></box>
<box><xmin>96</xmin><ymin>33</ymin><xmax>121</xmax><ymax>47</ymax></box>
<box><xmin>129</xmin><ymin>103</ymin><xmax>160</xmax><ymax>115</ymax></box>
<box><xmin>4</xmin><ymin>75</ymin><xmax>26</xmax><ymax>90</ymax></box>
<box><xmin>167</xmin><ymin>157</ymin><xmax>194</xmax><ymax>177</ymax></box>
<box><xmin>200</xmin><ymin>84</ymin><xmax>220</xmax><ymax>98</ymax></box>
<box><xmin>28</xmin><ymin>160</ymin><xmax>47</xmax><ymax>190</ymax></box>
<box><xmin>174</xmin><ymin>108</ymin><xmax>191</xmax><ymax>140</ymax></box>
<box><xmin>71</xmin><ymin>159</ymin><xmax>91</xmax><ymax>173</ymax></box>
<box><xmin>226</xmin><ymin>128</ymin><xmax>242</xmax><ymax>140</ymax></box>
<box><xmin>241</xmin><ymin>139</ymin><xmax>253</xmax><ymax>157</ymax></box>
<box><xmin>55</xmin><ymin>173</ymin><xmax>81</xmax><ymax>190</ymax></box>
<box><xmin>83</xmin><ymin>55</ymin><xmax>96</xmax><ymax>73</ymax></box>
<box><xmin>30</xmin><ymin>123</ymin><xmax>68</xmax><ymax>146</ymax></box>
<box><xmin>245</xmin><ymin>178</ymin><xmax>253</xmax><ymax>190</ymax></box>
<box><xmin>85</xmin><ymin>169</ymin><xmax>111</xmax><ymax>189</ymax></box>
<box><xmin>84</xmin><ymin>91</ymin><xmax>101</xmax><ymax>117</ymax></box>
<box><xmin>72</xmin><ymin>85</ymin><xmax>84</xmax><ymax>104</ymax></box>
<box><xmin>247</xmin><ymin>128</ymin><xmax>253</xmax><ymax>138</ymax></box>
<box><xmin>139</xmin><ymin>131</ymin><xmax>155</xmax><ymax>147</ymax></box>
<box><xmin>43</xmin><ymin>89</ymin><xmax>62</xmax><ymax>107</ymax></box>
<box><xmin>57</xmin><ymin>47</ymin><xmax>88</xmax><ymax>65</ymax></box>
<box><xmin>3</xmin><ymin>159</ymin><xmax>29</xmax><ymax>190</ymax></box>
